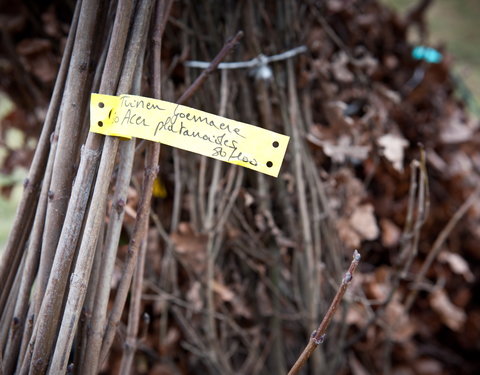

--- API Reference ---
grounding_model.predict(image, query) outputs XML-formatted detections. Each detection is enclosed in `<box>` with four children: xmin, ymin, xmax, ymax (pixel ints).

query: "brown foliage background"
<box><xmin>1</xmin><ymin>0</ymin><xmax>479</xmax><ymax>374</ymax></box>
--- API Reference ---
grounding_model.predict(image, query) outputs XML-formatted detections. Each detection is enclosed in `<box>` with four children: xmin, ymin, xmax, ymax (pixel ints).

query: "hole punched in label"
<box><xmin>272</xmin><ymin>141</ymin><xmax>279</xmax><ymax>148</ymax></box>
<box><xmin>266</xmin><ymin>161</ymin><xmax>273</xmax><ymax>168</ymax></box>
<box><xmin>98</xmin><ymin>102</ymin><xmax>104</xmax><ymax>108</ymax></box>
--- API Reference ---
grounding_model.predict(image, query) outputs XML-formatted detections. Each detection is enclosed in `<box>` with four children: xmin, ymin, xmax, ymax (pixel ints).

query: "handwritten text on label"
<box><xmin>90</xmin><ymin>94</ymin><xmax>289</xmax><ymax>177</ymax></box>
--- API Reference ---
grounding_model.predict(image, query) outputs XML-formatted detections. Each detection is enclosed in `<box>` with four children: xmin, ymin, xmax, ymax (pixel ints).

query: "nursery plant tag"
<box><xmin>90</xmin><ymin>93</ymin><xmax>289</xmax><ymax>177</ymax></box>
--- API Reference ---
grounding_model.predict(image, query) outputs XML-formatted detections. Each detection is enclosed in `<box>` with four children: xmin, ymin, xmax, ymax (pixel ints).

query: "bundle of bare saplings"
<box><xmin>0</xmin><ymin>0</ymin><xmax>479</xmax><ymax>374</ymax></box>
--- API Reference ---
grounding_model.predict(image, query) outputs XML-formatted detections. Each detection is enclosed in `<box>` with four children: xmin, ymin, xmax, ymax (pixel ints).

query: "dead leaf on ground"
<box><xmin>439</xmin><ymin>107</ymin><xmax>478</xmax><ymax>144</ymax></box>
<box><xmin>438</xmin><ymin>251</ymin><xmax>474</xmax><ymax>282</ymax></box>
<box><xmin>384</xmin><ymin>300</ymin><xmax>416</xmax><ymax>342</ymax></box>
<box><xmin>380</xmin><ymin>218</ymin><xmax>401</xmax><ymax>247</ymax></box>
<box><xmin>337</xmin><ymin>217</ymin><xmax>362</xmax><ymax>248</ymax></box>
<box><xmin>170</xmin><ymin>222</ymin><xmax>208</xmax><ymax>274</ymax></box>
<box><xmin>158</xmin><ymin>327</ymin><xmax>181</xmax><ymax>357</ymax></box>
<box><xmin>349</xmin><ymin>204</ymin><xmax>380</xmax><ymax>241</ymax></box>
<box><xmin>331</xmin><ymin>51</ymin><xmax>355</xmax><ymax>83</ymax></box>
<box><xmin>212</xmin><ymin>280</ymin><xmax>235</xmax><ymax>302</ymax></box>
<box><xmin>321</xmin><ymin>135</ymin><xmax>371</xmax><ymax>163</ymax></box>
<box><xmin>378</xmin><ymin>133</ymin><xmax>409</xmax><ymax>172</ymax></box>
<box><xmin>186</xmin><ymin>281</ymin><xmax>203</xmax><ymax>312</ymax></box>
<box><xmin>345</xmin><ymin>302</ymin><xmax>369</xmax><ymax>327</ymax></box>
<box><xmin>413</xmin><ymin>358</ymin><xmax>444</xmax><ymax>375</ymax></box>
<box><xmin>429</xmin><ymin>289</ymin><xmax>466</xmax><ymax>331</ymax></box>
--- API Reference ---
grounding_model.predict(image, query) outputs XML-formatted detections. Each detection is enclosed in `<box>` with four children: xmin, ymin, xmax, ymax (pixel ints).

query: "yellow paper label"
<box><xmin>90</xmin><ymin>93</ymin><xmax>289</xmax><ymax>177</ymax></box>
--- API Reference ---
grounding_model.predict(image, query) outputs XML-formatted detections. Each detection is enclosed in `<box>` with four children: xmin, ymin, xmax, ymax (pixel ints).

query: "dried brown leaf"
<box><xmin>429</xmin><ymin>289</ymin><xmax>466</xmax><ymax>331</ymax></box>
<box><xmin>212</xmin><ymin>280</ymin><xmax>235</xmax><ymax>302</ymax></box>
<box><xmin>349</xmin><ymin>204</ymin><xmax>380</xmax><ymax>241</ymax></box>
<box><xmin>384</xmin><ymin>300</ymin><xmax>415</xmax><ymax>342</ymax></box>
<box><xmin>380</xmin><ymin>218</ymin><xmax>401</xmax><ymax>247</ymax></box>
<box><xmin>439</xmin><ymin>108</ymin><xmax>478</xmax><ymax>144</ymax></box>
<box><xmin>378</xmin><ymin>133</ymin><xmax>409</xmax><ymax>172</ymax></box>
<box><xmin>337</xmin><ymin>217</ymin><xmax>362</xmax><ymax>248</ymax></box>
<box><xmin>413</xmin><ymin>358</ymin><xmax>443</xmax><ymax>375</ymax></box>
<box><xmin>438</xmin><ymin>251</ymin><xmax>474</xmax><ymax>282</ymax></box>
<box><xmin>171</xmin><ymin>222</ymin><xmax>208</xmax><ymax>274</ymax></box>
<box><xmin>331</xmin><ymin>51</ymin><xmax>354</xmax><ymax>83</ymax></box>
<box><xmin>186</xmin><ymin>281</ymin><xmax>203</xmax><ymax>311</ymax></box>
<box><xmin>321</xmin><ymin>135</ymin><xmax>371</xmax><ymax>163</ymax></box>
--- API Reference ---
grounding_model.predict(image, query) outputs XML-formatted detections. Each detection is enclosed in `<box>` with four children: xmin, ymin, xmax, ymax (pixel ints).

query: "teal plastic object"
<box><xmin>412</xmin><ymin>46</ymin><xmax>443</xmax><ymax>63</ymax></box>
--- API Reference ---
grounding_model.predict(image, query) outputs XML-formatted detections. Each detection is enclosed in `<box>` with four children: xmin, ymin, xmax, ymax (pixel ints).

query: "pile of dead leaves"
<box><xmin>1</xmin><ymin>0</ymin><xmax>479</xmax><ymax>374</ymax></box>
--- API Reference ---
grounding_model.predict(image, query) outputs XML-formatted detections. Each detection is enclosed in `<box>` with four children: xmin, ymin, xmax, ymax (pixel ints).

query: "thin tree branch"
<box><xmin>404</xmin><ymin>184</ymin><xmax>480</xmax><ymax>311</ymax></box>
<box><xmin>99</xmin><ymin>26</ymin><xmax>244</xmax><ymax>367</ymax></box>
<box><xmin>35</xmin><ymin>0</ymin><xmax>100</xmax><ymax>306</ymax></box>
<box><xmin>287</xmin><ymin>57</ymin><xmax>320</xmax><ymax>371</ymax></box>
<box><xmin>177</xmin><ymin>30</ymin><xmax>244</xmax><ymax>104</ymax></box>
<box><xmin>24</xmin><ymin>0</ymin><xmax>142</xmax><ymax>372</ymax></box>
<box><xmin>118</xmin><ymin>221</ymin><xmax>148</xmax><ymax>375</ymax></box>
<box><xmin>1</xmin><ymin>126</ymin><xmax>59</xmax><ymax>375</ymax></box>
<box><xmin>49</xmin><ymin>1</ymin><xmax>156</xmax><ymax>373</ymax></box>
<box><xmin>98</xmin><ymin>0</ymin><xmax>171</xmax><ymax>365</ymax></box>
<box><xmin>288</xmin><ymin>250</ymin><xmax>361</xmax><ymax>375</ymax></box>
<box><xmin>75</xmin><ymin>217</ymin><xmax>105</xmax><ymax>372</ymax></box>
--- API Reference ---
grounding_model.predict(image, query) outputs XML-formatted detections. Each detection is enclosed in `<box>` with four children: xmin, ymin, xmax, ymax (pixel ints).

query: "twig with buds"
<box><xmin>288</xmin><ymin>250</ymin><xmax>361</xmax><ymax>375</ymax></box>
